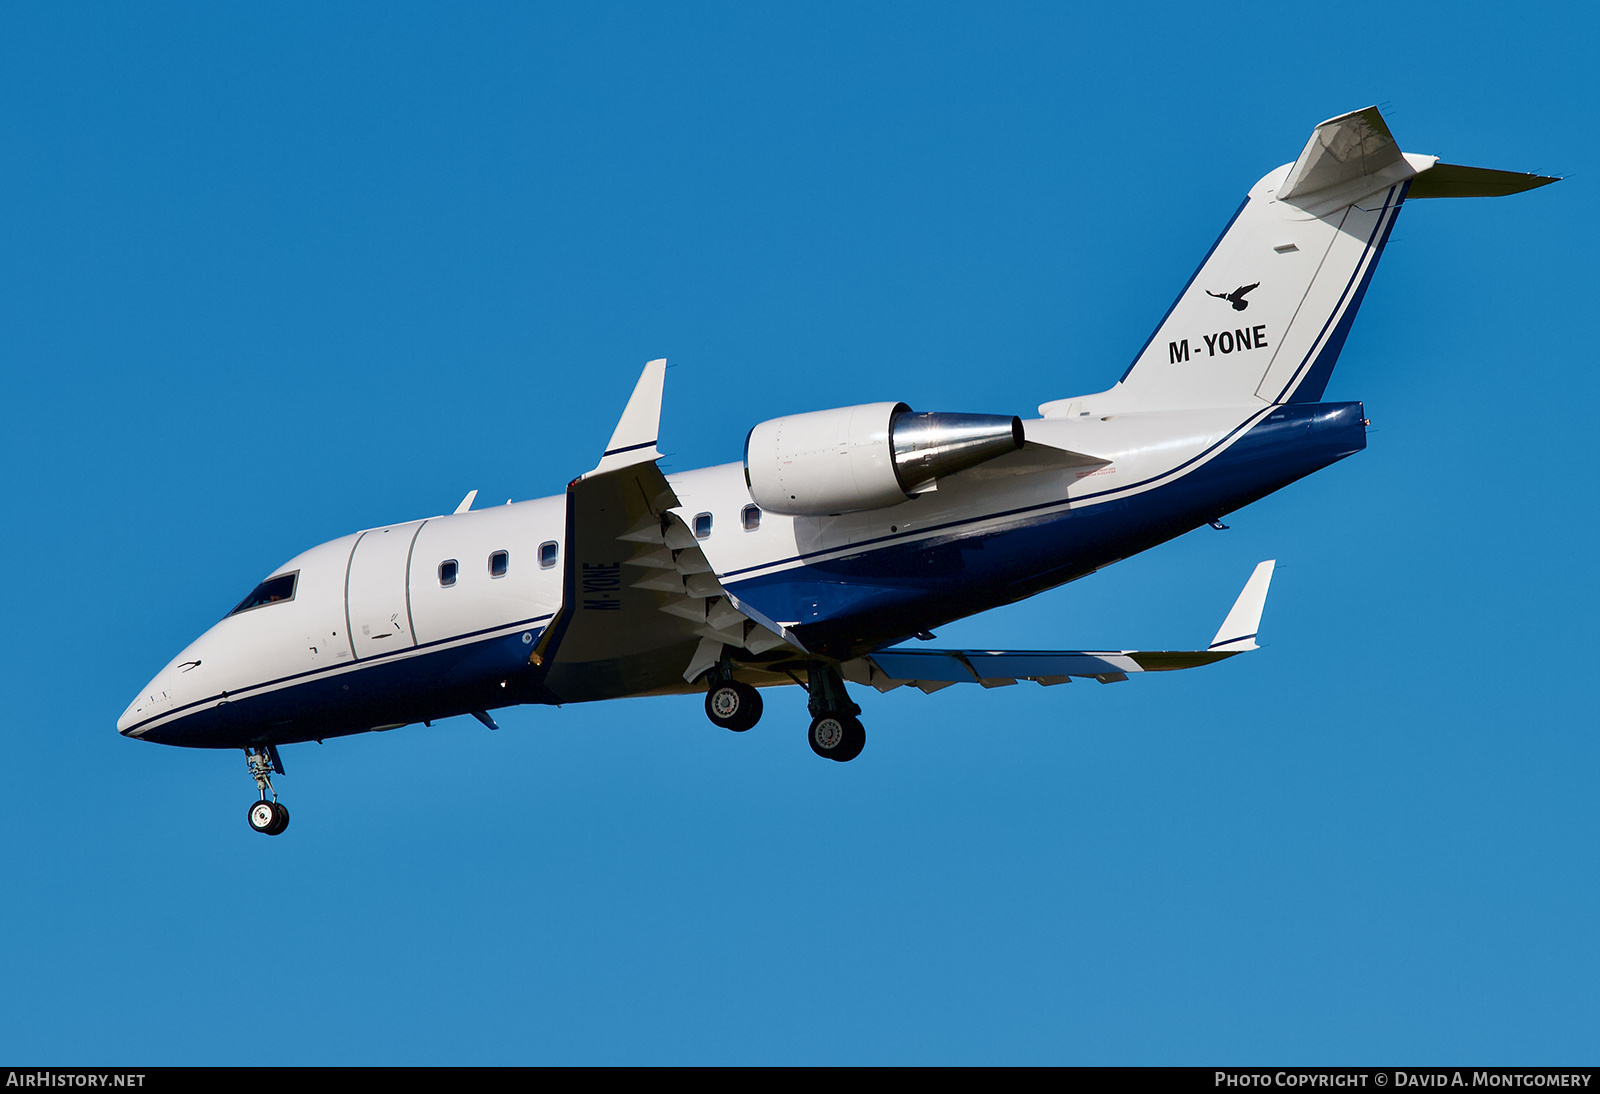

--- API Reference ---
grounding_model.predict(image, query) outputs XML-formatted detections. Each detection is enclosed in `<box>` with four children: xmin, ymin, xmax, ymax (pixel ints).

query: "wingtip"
<box><xmin>592</xmin><ymin>359</ymin><xmax>668</xmax><ymax>474</ymax></box>
<box><xmin>1208</xmin><ymin>560</ymin><xmax>1276</xmax><ymax>652</ymax></box>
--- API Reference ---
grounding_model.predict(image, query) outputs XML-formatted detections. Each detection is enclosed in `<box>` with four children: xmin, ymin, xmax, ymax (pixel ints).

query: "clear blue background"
<box><xmin>2</xmin><ymin>2</ymin><xmax>1593</xmax><ymax>1065</ymax></box>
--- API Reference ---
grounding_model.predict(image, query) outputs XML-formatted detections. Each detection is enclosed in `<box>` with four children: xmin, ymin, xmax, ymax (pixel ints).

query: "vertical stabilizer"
<box><xmin>1044</xmin><ymin>108</ymin><xmax>1435</xmax><ymax>417</ymax></box>
<box><xmin>1043</xmin><ymin>107</ymin><xmax>1557</xmax><ymax>420</ymax></box>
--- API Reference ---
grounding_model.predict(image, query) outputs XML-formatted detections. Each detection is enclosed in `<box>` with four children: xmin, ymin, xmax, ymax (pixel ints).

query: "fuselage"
<box><xmin>118</xmin><ymin>400</ymin><xmax>1366</xmax><ymax>750</ymax></box>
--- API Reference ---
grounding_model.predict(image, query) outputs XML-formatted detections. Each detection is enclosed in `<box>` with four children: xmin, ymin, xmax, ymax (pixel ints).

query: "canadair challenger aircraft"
<box><xmin>118</xmin><ymin>107</ymin><xmax>1554</xmax><ymax>834</ymax></box>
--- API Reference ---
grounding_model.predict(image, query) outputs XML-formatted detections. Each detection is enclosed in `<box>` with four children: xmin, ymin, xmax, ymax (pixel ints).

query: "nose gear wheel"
<box><xmin>247</xmin><ymin>799</ymin><xmax>290</xmax><ymax>835</ymax></box>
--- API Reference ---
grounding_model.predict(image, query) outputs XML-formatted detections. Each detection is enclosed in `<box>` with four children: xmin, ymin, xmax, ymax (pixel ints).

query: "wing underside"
<box><xmin>844</xmin><ymin>560</ymin><xmax>1276</xmax><ymax>693</ymax></box>
<box><xmin>534</xmin><ymin>361</ymin><xmax>804</xmax><ymax>702</ymax></box>
<box><xmin>846</xmin><ymin>647</ymin><xmax>1237</xmax><ymax>693</ymax></box>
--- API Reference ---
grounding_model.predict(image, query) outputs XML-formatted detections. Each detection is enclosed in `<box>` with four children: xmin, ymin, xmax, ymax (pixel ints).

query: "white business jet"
<box><xmin>117</xmin><ymin>107</ymin><xmax>1554</xmax><ymax>834</ymax></box>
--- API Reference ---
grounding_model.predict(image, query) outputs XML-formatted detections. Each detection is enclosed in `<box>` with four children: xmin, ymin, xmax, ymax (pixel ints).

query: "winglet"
<box><xmin>1209</xmin><ymin>560</ymin><xmax>1276</xmax><ymax>652</ymax></box>
<box><xmin>591</xmin><ymin>359</ymin><xmax>666</xmax><ymax>475</ymax></box>
<box><xmin>453</xmin><ymin>489</ymin><xmax>478</xmax><ymax>515</ymax></box>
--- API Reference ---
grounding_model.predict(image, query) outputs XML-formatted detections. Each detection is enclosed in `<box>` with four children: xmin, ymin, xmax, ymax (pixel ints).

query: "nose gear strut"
<box><xmin>244</xmin><ymin>745</ymin><xmax>290</xmax><ymax>835</ymax></box>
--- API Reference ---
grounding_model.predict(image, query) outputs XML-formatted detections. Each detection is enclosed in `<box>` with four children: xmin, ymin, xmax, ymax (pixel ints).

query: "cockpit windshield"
<box><xmin>226</xmin><ymin>572</ymin><xmax>298</xmax><ymax>618</ymax></box>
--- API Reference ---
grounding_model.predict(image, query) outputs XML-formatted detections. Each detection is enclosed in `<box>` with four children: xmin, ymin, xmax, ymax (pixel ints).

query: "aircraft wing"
<box><xmin>842</xmin><ymin>561</ymin><xmax>1276</xmax><ymax>693</ymax></box>
<box><xmin>533</xmin><ymin>361</ymin><xmax>804</xmax><ymax>702</ymax></box>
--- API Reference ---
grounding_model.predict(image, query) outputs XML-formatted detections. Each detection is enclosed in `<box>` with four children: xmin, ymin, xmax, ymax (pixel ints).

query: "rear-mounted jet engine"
<box><xmin>744</xmin><ymin>401</ymin><xmax>1024</xmax><ymax>516</ymax></box>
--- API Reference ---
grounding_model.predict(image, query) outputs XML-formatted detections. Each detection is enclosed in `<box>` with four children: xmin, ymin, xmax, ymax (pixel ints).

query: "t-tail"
<box><xmin>1042</xmin><ymin>106</ymin><xmax>1557</xmax><ymax>417</ymax></box>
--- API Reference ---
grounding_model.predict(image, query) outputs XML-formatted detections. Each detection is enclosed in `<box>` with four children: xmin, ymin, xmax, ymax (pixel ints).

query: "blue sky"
<box><xmin>2</xmin><ymin>2</ymin><xmax>1595</xmax><ymax>1065</ymax></box>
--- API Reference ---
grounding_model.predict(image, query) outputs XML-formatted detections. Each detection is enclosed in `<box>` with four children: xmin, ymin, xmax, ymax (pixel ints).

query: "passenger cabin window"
<box><xmin>227</xmin><ymin>572</ymin><xmax>298</xmax><ymax>617</ymax></box>
<box><xmin>489</xmin><ymin>550</ymin><xmax>509</xmax><ymax>577</ymax></box>
<box><xmin>539</xmin><ymin>541</ymin><xmax>559</xmax><ymax>569</ymax></box>
<box><xmin>439</xmin><ymin>560</ymin><xmax>458</xmax><ymax>587</ymax></box>
<box><xmin>693</xmin><ymin>512</ymin><xmax>713</xmax><ymax>539</ymax></box>
<box><xmin>742</xmin><ymin>504</ymin><xmax>762</xmax><ymax>532</ymax></box>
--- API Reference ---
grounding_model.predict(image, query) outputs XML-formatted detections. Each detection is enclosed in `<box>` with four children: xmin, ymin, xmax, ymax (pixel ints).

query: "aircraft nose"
<box><xmin>118</xmin><ymin>673</ymin><xmax>174</xmax><ymax>737</ymax></box>
<box><xmin>116</xmin><ymin>695</ymin><xmax>142</xmax><ymax>735</ymax></box>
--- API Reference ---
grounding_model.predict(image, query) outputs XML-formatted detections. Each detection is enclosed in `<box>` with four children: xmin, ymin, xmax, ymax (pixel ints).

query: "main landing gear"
<box><xmin>705</xmin><ymin>678</ymin><xmax>764</xmax><ymax>733</ymax></box>
<box><xmin>244</xmin><ymin>745</ymin><xmax>290</xmax><ymax>836</ymax></box>
<box><xmin>808</xmin><ymin>711</ymin><xmax>865</xmax><ymax>762</ymax></box>
<box><xmin>699</xmin><ymin>661</ymin><xmax>865</xmax><ymax>761</ymax></box>
<box><xmin>805</xmin><ymin>662</ymin><xmax>865</xmax><ymax>763</ymax></box>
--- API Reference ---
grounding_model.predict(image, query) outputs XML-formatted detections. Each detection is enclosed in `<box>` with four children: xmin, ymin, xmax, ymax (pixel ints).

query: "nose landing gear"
<box><xmin>244</xmin><ymin>745</ymin><xmax>290</xmax><ymax>836</ymax></box>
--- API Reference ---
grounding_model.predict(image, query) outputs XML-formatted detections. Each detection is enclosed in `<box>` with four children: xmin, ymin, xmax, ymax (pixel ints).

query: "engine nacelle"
<box><xmin>744</xmin><ymin>402</ymin><xmax>1024</xmax><ymax>516</ymax></box>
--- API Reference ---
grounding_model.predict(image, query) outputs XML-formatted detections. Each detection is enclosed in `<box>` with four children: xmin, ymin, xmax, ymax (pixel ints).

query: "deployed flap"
<box><xmin>849</xmin><ymin>560</ymin><xmax>1275</xmax><ymax>691</ymax></box>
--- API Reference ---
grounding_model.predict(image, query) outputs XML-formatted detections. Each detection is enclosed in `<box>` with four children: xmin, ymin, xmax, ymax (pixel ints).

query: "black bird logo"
<box><xmin>1207</xmin><ymin>283</ymin><xmax>1259</xmax><ymax>311</ymax></box>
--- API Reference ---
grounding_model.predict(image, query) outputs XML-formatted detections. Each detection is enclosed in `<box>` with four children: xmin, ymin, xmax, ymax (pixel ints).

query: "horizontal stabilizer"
<box><xmin>1408</xmin><ymin>162</ymin><xmax>1560</xmax><ymax>199</ymax></box>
